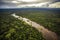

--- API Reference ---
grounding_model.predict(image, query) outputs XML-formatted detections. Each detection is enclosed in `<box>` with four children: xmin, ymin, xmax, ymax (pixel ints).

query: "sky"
<box><xmin>0</xmin><ymin>0</ymin><xmax>60</xmax><ymax>9</ymax></box>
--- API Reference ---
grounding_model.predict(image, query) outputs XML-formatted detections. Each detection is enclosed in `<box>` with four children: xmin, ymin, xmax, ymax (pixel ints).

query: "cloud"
<box><xmin>0</xmin><ymin>0</ymin><xmax>60</xmax><ymax>8</ymax></box>
<box><xmin>1</xmin><ymin>0</ymin><xmax>59</xmax><ymax>3</ymax></box>
<box><xmin>49</xmin><ymin>2</ymin><xmax>60</xmax><ymax>8</ymax></box>
<box><xmin>17</xmin><ymin>2</ymin><xmax>50</xmax><ymax>8</ymax></box>
<box><xmin>15</xmin><ymin>1</ymin><xmax>60</xmax><ymax>8</ymax></box>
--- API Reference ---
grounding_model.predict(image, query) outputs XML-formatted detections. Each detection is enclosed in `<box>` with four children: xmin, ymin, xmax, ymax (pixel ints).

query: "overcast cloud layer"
<box><xmin>0</xmin><ymin>0</ymin><xmax>60</xmax><ymax>9</ymax></box>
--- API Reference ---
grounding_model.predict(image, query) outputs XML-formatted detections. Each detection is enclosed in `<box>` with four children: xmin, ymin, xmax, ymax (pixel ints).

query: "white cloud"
<box><xmin>2</xmin><ymin>1</ymin><xmax>21</xmax><ymax>3</ymax></box>
<box><xmin>0</xmin><ymin>0</ymin><xmax>60</xmax><ymax>8</ymax></box>
<box><xmin>17</xmin><ymin>1</ymin><xmax>60</xmax><ymax>8</ymax></box>
<box><xmin>49</xmin><ymin>2</ymin><xmax>60</xmax><ymax>8</ymax></box>
<box><xmin>1</xmin><ymin>0</ymin><xmax>57</xmax><ymax>3</ymax></box>
<box><xmin>17</xmin><ymin>0</ymin><xmax>37</xmax><ymax>2</ymax></box>
<box><xmin>17</xmin><ymin>2</ymin><xmax>50</xmax><ymax>8</ymax></box>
